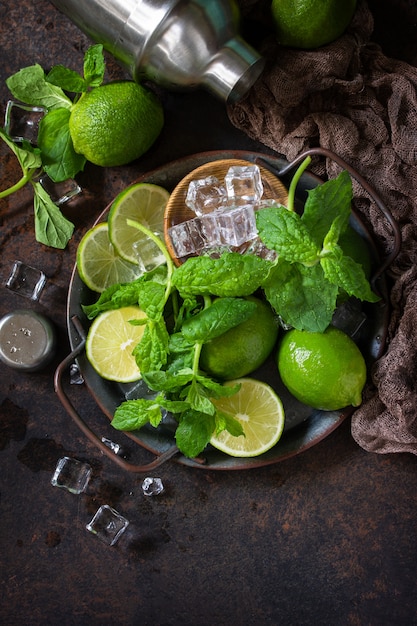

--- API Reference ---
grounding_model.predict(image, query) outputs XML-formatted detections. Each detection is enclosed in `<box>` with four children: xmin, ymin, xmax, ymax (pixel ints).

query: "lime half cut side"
<box><xmin>77</xmin><ymin>222</ymin><xmax>144</xmax><ymax>293</ymax></box>
<box><xmin>108</xmin><ymin>183</ymin><xmax>170</xmax><ymax>264</ymax></box>
<box><xmin>85</xmin><ymin>305</ymin><xmax>146</xmax><ymax>382</ymax></box>
<box><xmin>210</xmin><ymin>378</ymin><xmax>285</xmax><ymax>457</ymax></box>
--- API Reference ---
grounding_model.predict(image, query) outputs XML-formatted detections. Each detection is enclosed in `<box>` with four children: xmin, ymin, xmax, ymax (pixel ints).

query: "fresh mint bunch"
<box><xmin>1</xmin><ymin>45</ymin><xmax>105</xmax><ymax>248</ymax></box>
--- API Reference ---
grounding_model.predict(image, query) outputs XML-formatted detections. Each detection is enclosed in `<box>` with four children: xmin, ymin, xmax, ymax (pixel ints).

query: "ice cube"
<box><xmin>216</xmin><ymin>205</ymin><xmax>258</xmax><ymax>246</ymax></box>
<box><xmin>6</xmin><ymin>261</ymin><xmax>47</xmax><ymax>301</ymax></box>
<box><xmin>51</xmin><ymin>456</ymin><xmax>92</xmax><ymax>494</ymax></box>
<box><xmin>38</xmin><ymin>174</ymin><xmax>82</xmax><ymax>206</ymax></box>
<box><xmin>331</xmin><ymin>300</ymin><xmax>368</xmax><ymax>339</ymax></box>
<box><xmin>224</xmin><ymin>165</ymin><xmax>263</xmax><ymax>204</ymax></box>
<box><xmin>86</xmin><ymin>505</ymin><xmax>129</xmax><ymax>546</ymax></box>
<box><xmin>4</xmin><ymin>100</ymin><xmax>46</xmax><ymax>144</ymax></box>
<box><xmin>142</xmin><ymin>477</ymin><xmax>165</xmax><ymax>497</ymax></box>
<box><xmin>133</xmin><ymin>237</ymin><xmax>166</xmax><ymax>273</ymax></box>
<box><xmin>168</xmin><ymin>218</ymin><xmax>207</xmax><ymax>258</ymax></box>
<box><xmin>185</xmin><ymin>175</ymin><xmax>227</xmax><ymax>215</ymax></box>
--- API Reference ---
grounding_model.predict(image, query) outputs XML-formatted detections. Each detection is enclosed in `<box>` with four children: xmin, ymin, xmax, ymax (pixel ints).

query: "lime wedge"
<box><xmin>108</xmin><ymin>183</ymin><xmax>170</xmax><ymax>264</ymax></box>
<box><xmin>210</xmin><ymin>378</ymin><xmax>285</xmax><ymax>457</ymax></box>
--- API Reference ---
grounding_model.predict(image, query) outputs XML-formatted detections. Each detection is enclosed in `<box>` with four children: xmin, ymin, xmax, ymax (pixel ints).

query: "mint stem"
<box><xmin>287</xmin><ymin>156</ymin><xmax>312</xmax><ymax>212</ymax></box>
<box><xmin>0</xmin><ymin>172</ymin><xmax>34</xmax><ymax>198</ymax></box>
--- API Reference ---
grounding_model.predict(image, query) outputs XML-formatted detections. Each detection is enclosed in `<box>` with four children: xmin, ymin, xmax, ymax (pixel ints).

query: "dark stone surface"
<box><xmin>1</xmin><ymin>2</ymin><xmax>417</xmax><ymax>625</ymax></box>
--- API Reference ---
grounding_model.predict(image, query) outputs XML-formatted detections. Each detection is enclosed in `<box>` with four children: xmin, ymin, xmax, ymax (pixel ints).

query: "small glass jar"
<box><xmin>0</xmin><ymin>309</ymin><xmax>56</xmax><ymax>372</ymax></box>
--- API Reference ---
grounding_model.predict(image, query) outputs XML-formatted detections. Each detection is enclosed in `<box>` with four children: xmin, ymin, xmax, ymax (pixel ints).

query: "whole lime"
<box><xmin>200</xmin><ymin>296</ymin><xmax>279</xmax><ymax>380</ymax></box>
<box><xmin>69</xmin><ymin>81</ymin><xmax>164</xmax><ymax>167</ymax></box>
<box><xmin>271</xmin><ymin>0</ymin><xmax>357</xmax><ymax>49</ymax></box>
<box><xmin>277</xmin><ymin>325</ymin><xmax>366</xmax><ymax>410</ymax></box>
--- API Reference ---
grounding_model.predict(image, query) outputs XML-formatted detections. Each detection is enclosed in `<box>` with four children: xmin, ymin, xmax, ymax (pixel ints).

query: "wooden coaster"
<box><xmin>163</xmin><ymin>158</ymin><xmax>288</xmax><ymax>266</ymax></box>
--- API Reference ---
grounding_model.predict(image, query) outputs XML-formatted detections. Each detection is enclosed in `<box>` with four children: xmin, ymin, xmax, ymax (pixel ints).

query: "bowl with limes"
<box><xmin>57</xmin><ymin>149</ymin><xmax>399</xmax><ymax>471</ymax></box>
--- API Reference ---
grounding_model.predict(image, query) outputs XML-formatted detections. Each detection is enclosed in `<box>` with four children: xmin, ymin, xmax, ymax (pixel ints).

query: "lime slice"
<box><xmin>86</xmin><ymin>306</ymin><xmax>146</xmax><ymax>382</ymax></box>
<box><xmin>77</xmin><ymin>222</ymin><xmax>143</xmax><ymax>293</ymax></box>
<box><xmin>108</xmin><ymin>183</ymin><xmax>170</xmax><ymax>264</ymax></box>
<box><xmin>210</xmin><ymin>378</ymin><xmax>285</xmax><ymax>457</ymax></box>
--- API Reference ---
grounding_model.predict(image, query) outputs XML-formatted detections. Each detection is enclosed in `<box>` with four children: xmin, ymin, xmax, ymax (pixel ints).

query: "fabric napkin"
<box><xmin>229</xmin><ymin>0</ymin><xmax>417</xmax><ymax>455</ymax></box>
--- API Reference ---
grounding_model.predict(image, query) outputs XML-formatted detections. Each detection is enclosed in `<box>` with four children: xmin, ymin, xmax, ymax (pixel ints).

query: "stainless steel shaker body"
<box><xmin>49</xmin><ymin>0</ymin><xmax>264</xmax><ymax>102</ymax></box>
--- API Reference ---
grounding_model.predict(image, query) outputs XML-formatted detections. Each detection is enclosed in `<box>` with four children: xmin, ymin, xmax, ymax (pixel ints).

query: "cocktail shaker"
<box><xmin>49</xmin><ymin>0</ymin><xmax>265</xmax><ymax>102</ymax></box>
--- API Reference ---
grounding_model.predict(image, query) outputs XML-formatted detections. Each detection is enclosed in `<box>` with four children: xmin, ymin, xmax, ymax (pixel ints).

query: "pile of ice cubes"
<box><xmin>167</xmin><ymin>164</ymin><xmax>278</xmax><ymax>260</ymax></box>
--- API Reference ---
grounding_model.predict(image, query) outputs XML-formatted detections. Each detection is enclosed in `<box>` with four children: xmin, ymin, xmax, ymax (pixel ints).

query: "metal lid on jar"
<box><xmin>0</xmin><ymin>309</ymin><xmax>56</xmax><ymax>372</ymax></box>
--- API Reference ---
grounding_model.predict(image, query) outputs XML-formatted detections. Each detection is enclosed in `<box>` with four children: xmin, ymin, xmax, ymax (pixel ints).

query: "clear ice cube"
<box><xmin>101</xmin><ymin>437</ymin><xmax>122</xmax><ymax>456</ymax></box>
<box><xmin>224</xmin><ymin>165</ymin><xmax>263</xmax><ymax>204</ymax></box>
<box><xmin>331</xmin><ymin>300</ymin><xmax>368</xmax><ymax>338</ymax></box>
<box><xmin>216</xmin><ymin>205</ymin><xmax>258</xmax><ymax>246</ymax></box>
<box><xmin>133</xmin><ymin>237</ymin><xmax>166</xmax><ymax>273</ymax></box>
<box><xmin>142</xmin><ymin>477</ymin><xmax>165</xmax><ymax>497</ymax></box>
<box><xmin>38</xmin><ymin>174</ymin><xmax>82</xmax><ymax>206</ymax></box>
<box><xmin>69</xmin><ymin>362</ymin><xmax>84</xmax><ymax>385</ymax></box>
<box><xmin>6</xmin><ymin>261</ymin><xmax>47</xmax><ymax>301</ymax></box>
<box><xmin>86</xmin><ymin>505</ymin><xmax>129</xmax><ymax>546</ymax></box>
<box><xmin>200</xmin><ymin>211</ymin><xmax>224</xmax><ymax>246</ymax></box>
<box><xmin>4</xmin><ymin>100</ymin><xmax>46</xmax><ymax>144</ymax></box>
<box><xmin>51</xmin><ymin>456</ymin><xmax>92</xmax><ymax>494</ymax></box>
<box><xmin>185</xmin><ymin>175</ymin><xmax>227</xmax><ymax>215</ymax></box>
<box><xmin>168</xmin><ymin>217</ymin><xmax>207</xmax><ymax>258</ymax></box>
<box><xmin>245</xmin><ymin>237</ymin><xmax>277</xmax><ymax>261</ymax></box>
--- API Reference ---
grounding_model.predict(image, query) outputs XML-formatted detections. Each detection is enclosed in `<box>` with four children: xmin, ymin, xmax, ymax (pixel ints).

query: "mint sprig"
<box><xmin>256</xmin><ymin>161</ymin><xmax>380</xmax><ymax>332</ymax></box>
<box><xmin>1</xmin><ymin>45</ymin><xmax>105</xmax><ymax>248</ymax></box>
<box><xmin>0</xmin><ymin>128</ymin><xmax>74</xmax><ymax>248</ymax></box>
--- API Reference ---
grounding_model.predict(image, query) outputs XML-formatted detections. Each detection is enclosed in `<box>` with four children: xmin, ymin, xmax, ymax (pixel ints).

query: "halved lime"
<box><xmin>86</xmin><ymin>306</ymin><xmax>146</xmax><ymax>382</ymax></box>
<box><xmin>77</xmin><ymin>222</ymin><xmax>143</xmax><ymax>293</ymax></box>
<box><xmin>108</xmin><ymin>183</ymin><xmax>170</xmax><ymax>264</ymax></box>
<box><xmin>210</xmin><ymin>378</ymin><xmax>285</xmax><ymax>457</ymax></box>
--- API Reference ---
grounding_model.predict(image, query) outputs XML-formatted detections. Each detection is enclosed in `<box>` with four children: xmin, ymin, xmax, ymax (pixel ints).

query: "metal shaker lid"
<box><xmin>0</xmin><ymin>310</ymin><xmax>56</xmax><ymax>372</ymax></box>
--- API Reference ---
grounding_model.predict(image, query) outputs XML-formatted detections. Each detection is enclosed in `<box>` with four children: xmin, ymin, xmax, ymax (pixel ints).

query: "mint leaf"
<box><xmin>301</xmin><ymin>170</ymin><xmax>352</xmax><ymax>246</ymax></box>
<box><xmin>37</xmin><ymin>108</ymin><xmax>86</xmax><ymax>181</ymax></box>
<box><xmin>158</xmin><ymin>397</ymin><xmax>190</xmax><ymax>414</ymax></box>
<box><xmin>180</xmin><ymin>297</ymin><xmax>256</xmax><ymax>343</ymax></box>
<box><xmin>322</xmin><ymin>212</ymin><xmax>348</xmax><ymax>251</ymax></box>
<box><xmin>173</xmin><ymin>252</ymin><xmax>272</xmax><ymax>298</ymax></box>
<box><xmin>214</xmin><ymin>410</ymin><xmax>245</xmax><ymax>438</ymax></box>
<box><xmin>83</xmin><ymin>44</ymin><xmax>105</xmax><ymax>87</ymax></box>
<box><xmin>82</xmin><ymin>280</ymin><xmax>142</xmax><ymax>319</ymax></box>
<box><xmin>183</xmin><ymin>380</ymin><xmax>216</xmax><ymax>415</ymax></box>
<box><xmin>321</xmin><ymin>249</ymin><xmax>380</xmax><ymax>302</ymax></box>
<box><xmin>175</xmin><ymin>409</ymin><xmax>215</xmax><ymax>458</ymax></box>
<box><xmin>256</xmin><ymin>205</ymin><xmax>320</xmax><ymax>266</ymax></box>
<box><xmin>32</xmin><ymin>182</ymin><xmax>74</xmax><ymax>248</ymax></box>
<box><xmin>0</xmin><ymin>130</ymin><xmax>42</xmax><ymax>197</ymax></box>
<box><xmin>47</xmin><ymin>46</ymin><xmax>105</xmax><ymax>94</ymax></box>
<box><xmin>263</xmin><ymin>260</ymin><xmax>338</xmax><ymax>332</ymax></box>
<box><xmin>133</xmin><ymin>318</ymin><xmax>169</xmax><ymax>372</ymax></box>
<box><xmin>0</xmin><ymin>130</ymin><xmax>42</xmax><ymax>172</ymax></box>
<box><xmin>136</xmin><ymin>280</ymin><xmax>166</xmax><ymax>321</ymax></box>
<box><xmin>112</xmin><ymin>398</ymin><xmax>162</xmax><ymax>432</ymax></box>
<box><xmin>82</xmin><ymin>266</ymin><xmax>168</xmax><ymax>319</ymax></box>
<box><xmin>143</xmin><ymin>368</ymin><xmax>195</xmax><ymax>393</ymax></box>
<box><xmin>46</xmin><ymin>66</ymin><xmax>87</xmax><ymax>93</ymax></box>
<box><xmin>6</xmin><ymin>64</ymin><xmax>72</xmax><ymax>110</ymax></box>
<box><xmin>196</xmin><ymin>375</ymin><xmax>240</xmax><ymax>399</ymax></box>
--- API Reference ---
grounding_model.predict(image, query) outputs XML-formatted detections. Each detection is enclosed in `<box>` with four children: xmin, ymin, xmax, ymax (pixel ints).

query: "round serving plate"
<box><xmin>65</xmin><ymin>149</ymin><xmax>393</xmax><ymax>471</ymax></box>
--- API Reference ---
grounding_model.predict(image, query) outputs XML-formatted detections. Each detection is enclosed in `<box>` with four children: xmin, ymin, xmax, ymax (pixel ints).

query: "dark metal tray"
<box><xmin>55</xmin><ymin>149</ymin><xmax>400</xmax><ymax>472</ymax></box>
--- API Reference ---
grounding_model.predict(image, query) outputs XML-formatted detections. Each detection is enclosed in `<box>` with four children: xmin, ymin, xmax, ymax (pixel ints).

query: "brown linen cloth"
<box><xmin>229</xmin><ymin>0</ymin><xmax>417</xmax><ymax>455</ymax></box>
